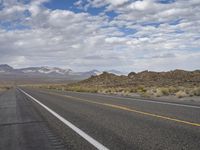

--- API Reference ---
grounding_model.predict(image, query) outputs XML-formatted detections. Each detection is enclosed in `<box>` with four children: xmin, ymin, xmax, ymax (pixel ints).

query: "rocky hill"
<box><xmin>39</xmin><ymin>69</ymin><xmax>200</xmax><ymax>98</ymax></box>
<box><xmin>77</xmin><ymin>70</ymin><xmax>200</xmax><ymax>87</ymax></box>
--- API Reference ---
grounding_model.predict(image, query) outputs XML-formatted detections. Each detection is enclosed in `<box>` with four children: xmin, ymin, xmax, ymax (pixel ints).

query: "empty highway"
<box><xmin>1</xmin><ymin>88</ymin><xmax>200</xmax><ymax>150</ymax></box>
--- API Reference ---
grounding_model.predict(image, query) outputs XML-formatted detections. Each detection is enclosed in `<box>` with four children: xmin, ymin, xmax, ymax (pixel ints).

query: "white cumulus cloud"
<box><xmin>0</xmin><ymin>0</ymin><xmax>199</xmax><ymax>72</ymax></box>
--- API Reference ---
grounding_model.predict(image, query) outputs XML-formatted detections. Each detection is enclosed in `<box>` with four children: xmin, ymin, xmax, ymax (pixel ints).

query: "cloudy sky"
<box><xmin>0</xmin><ymin>0</ymin><xmax>200</xmax><ymax>72</ymax></box>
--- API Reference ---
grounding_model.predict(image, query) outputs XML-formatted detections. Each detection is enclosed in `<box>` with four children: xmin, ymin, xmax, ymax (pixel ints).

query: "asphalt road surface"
<box><xmin>1</xmin><ymin>88</ymin><xmax>200</xmax><ymax>150</ymax></box>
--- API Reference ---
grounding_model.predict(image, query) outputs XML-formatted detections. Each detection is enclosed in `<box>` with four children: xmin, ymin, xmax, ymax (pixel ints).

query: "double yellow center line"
<box><xmin>40</xmin><ymin>90</ymin><xmax>200</xmax><ymax>127</ymax></box>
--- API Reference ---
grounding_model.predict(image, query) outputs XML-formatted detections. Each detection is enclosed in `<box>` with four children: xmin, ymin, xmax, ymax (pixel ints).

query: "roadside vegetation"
<box><xmin>36</xmin><ymin>84</ymin><xmax>200</xmax><ymax>99</ymax></box>
<box><xmin>35</xmin><ymin>70</ymin><xmax>200</xmax><ymax>99</ymax></box>
<box><xmin>0</xmin><ymin>85</ymin><xmax>11</xmax><ymax>92</ymax></box>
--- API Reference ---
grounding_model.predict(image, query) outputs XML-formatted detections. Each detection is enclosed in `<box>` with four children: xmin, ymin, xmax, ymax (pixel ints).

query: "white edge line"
<box><xmin>19</xmin><ymin>89</ymin><xmax>109</xmax><ymax>150</ymax></box>
<box><xmin>66</xmin><ymin>91</ymin><xmax>200</xmax><ymax>109</ymax></box>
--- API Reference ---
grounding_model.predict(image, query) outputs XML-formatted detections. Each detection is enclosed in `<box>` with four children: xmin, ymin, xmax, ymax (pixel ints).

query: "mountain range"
<box><xmin>0</xmin><ymin>64</ymin><xmax>123</xmax><ymax>84</ymax></box>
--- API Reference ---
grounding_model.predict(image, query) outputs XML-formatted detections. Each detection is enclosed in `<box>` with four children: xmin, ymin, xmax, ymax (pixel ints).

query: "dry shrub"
<box><xmin>129</xmin><ymin>88</ymin><xmax>137</xmax><ymax>93</ymax></box>
<box><xmin>140</xmin><ymin>92</ymin><xmax>151</xmax><ymax>98</ymax></box>
<box><xmin>137</xmin><ymin>86</ymin><xmax>147</xmax><ymax>93</ymax></box>
<box><xmin>155</xmin><ymin>87</ymin><xmax>170</xmax><ymax>97</ymax></box>
<box><xmin>67</xmin><ymin>86</ymin><xmax>98</xmax><ymax>93</ymax></box>
<box><xmin>145</xmin><ymin>88</ymin><xmax>155</xmax><ymax>96</ymax></box>
<box><xmin>168</xmin><ymin>86</ymin><xmax>179</xmax><ymax>94</ymax></box>
<box><xmin>193</xmin><ymin>87</ymin><xmax>200</xmax><ymax>96</ymax></box>
<box><xmin>115</xmin><ymin>88</ymin><xmax>124</xmax><ymax>92</ymax></box>
<box><xmin>0</xmin><ymin>86</ymin><xmax>11</xmax><ymax>91</ymax></box>
<box><xmin>175</xmin><ymin>91</ymin><xmax>187</xmax><ymax>98</ymax></box>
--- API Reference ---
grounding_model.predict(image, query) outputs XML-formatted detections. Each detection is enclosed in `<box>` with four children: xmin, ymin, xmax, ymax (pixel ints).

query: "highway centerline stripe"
<box><xmin>67</xmin><ymin>91</ymin><xmax>200</xmax><ymax>109</ymax></box>
<box><xmin>95</xmin><ymin>94</ymin><xmax>200</xmax><ymax>109</ymax></box>
<box><xmin>39</xmin><ymin>90</ymin><xmax>200</xmax><ymax>127</ymax></box>
<box><xmin>19</xmin><ymin>89</ymin><xmax>109</xmax><ymax>150</ymax></box>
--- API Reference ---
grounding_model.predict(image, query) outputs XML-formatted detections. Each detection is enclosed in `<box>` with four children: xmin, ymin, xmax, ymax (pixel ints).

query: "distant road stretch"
<box><xmin>1</xmin><ymin>88</ymin><xmax>200</xmax><ymax>150</ymax></box>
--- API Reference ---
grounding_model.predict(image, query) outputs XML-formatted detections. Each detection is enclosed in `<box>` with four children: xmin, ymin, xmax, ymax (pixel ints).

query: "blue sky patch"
<box><xmin>43</xmin><ymin>0</ymin><xmax>82</xmax><ymax>13</ymax></box>
<box><xmin>87</xmin><ymin>6</ymin><xmax>106</xmax><ymax>16</ymax></box>
<box><xmin>169</xmin><ymin>19</ymin><xmax>182</xmax><ymax>25</ymax></box>
<box><xmin>157</xmin><ymin>0</ymin><xmax>176</xmax><ymax>4</ymax></box>
<box><xmin>105</xmin><ymin>11</ymin><xmax>118</xmax><ymax>20</ymax></box>
<box><xmin>43</xmin><ymin>0</ymin><xmax>108</xmax><ymax>16</ymax></box>
<box><xmin>23</xmin><ymin>10</ymin><xmax>31</xmax><ymax>17</ymax></box>
<box><xmin>119</xmin><ymin>27</ymin><xmax>137</xmax><ymax>36</ymax></box>
<box><xmin>0</xmin><ymin>20</ymin><xmax>30</xmax><ymax>31</ymax></box>
<box><xmin>175</xmin><ymin>30</ymin><xmax>184</xmax><ymax>34</ymax></box>
<box><xmin>141</xmin><ymin>22</ymin><xmax>162</xmax><ymax>28</ymax></box>
<box><xmin>18</xmin><ymin>0</ymin><xmax>31</xmax><ymax>5</ymax></box>
<box><xmin>0</xmin><ymin>1</ymin><xmax>4</xmax><ymax>10</ymax></box>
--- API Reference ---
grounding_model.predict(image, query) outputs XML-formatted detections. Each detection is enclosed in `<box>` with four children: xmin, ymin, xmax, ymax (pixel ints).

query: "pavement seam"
<box><xmin>0</xmin><ymin>106</ymin><xmax>17</xmax><ymax>109</ymax></box>
<box><xmin>0</xmin><ymin>120</ymin><xmax>45</xmax><ymax>127</ymax></box>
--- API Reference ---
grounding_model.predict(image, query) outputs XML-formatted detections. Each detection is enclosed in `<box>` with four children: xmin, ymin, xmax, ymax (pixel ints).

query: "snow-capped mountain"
<box><xmin>106</xmin><ymin>70</ymin><xmax>124</xmax><ymax>75</ymax></box>
<box><xmin>0</xmin><ymin>64</ymin><xmax>124</xmax><ymax>83</ymax></box>
<box><xmin>0</xmin><ymin>64</ymin><xmax>14</xmax><ymax>73</ymax></box>
<box><xmin>19</xmin><ymin>67</ymin><xmax>72</xmax><ymax>75</ymax></box>
<box><xmin>72</xmin><ymin>70</ymin><xmax>123</xmax><ymax>76</ymax></box>
<box><xmin>71</xmin><ymin>70</ymin><xmax>102</xmax><ymax>76</ymax></box>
